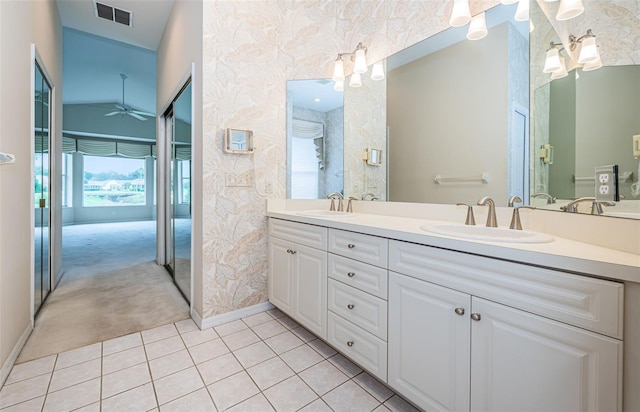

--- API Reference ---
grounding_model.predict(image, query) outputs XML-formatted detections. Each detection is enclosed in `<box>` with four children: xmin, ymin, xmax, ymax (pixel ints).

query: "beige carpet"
<box><xmin>17</xmin><ymin>261</ymin><xmax>189</xmax><ymax>363</ymax></box>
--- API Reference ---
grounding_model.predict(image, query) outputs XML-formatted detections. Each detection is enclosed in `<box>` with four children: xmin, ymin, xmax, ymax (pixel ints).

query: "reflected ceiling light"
<box><xmin>449</xmin><ymin>0</ymin><xmax>471</xmax><ymax>27</ymax></box>
<box><xmin>514</xmin><ymin>0</ymin><xmax>529</xmax><ymax>21</ymax></box>
<box><xmin>556</xmin><ymin>0</ymin><xmax>584</xmax><ymax>21</ymax></box>
<box><xmin>332</xmin><ymin>58</ymin><xmax>345</xmax><ymax>82</ymax></box>
<box><xmin>570</xmin><ymin>30</ymin><xmax>600</xmax><ymax>64</ymax></box>
<box><xmin>467</xmin><ymin>12</ymin><xmax>488</xmax><ymax>40</ymax></box>
<box><xmin>550</xmin><ymin>56</ymin><xmax>568</xmax><ymax>79</ymax></box>
<box><xmin>370</xmin><ymin>61</ymin><xmax>385</xmax><ymax>81</ymax></box>
<box><xmin>349</xmin><ymin>72</ymin><xmax>362</xmax><ymax>88</ymax></box>
<box><xmin>543</xmin><ymin>46</ymin><xmax>562</xmax><ymax>73</ymax></box>
<box><xmin>334</xmin><ymin>80</ymin><xmax>344</xmax><ymax>92</ymax></box>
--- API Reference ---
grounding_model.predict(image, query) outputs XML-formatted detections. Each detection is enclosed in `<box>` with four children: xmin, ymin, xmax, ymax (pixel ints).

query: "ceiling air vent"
<box><xmin>94</xmin><ymin>2</ymin><xmax>132</xmax><ymax>27</ymax></box>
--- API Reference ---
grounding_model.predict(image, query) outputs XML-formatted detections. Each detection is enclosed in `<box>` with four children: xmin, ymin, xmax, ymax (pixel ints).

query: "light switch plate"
<box><xmin>633</xmin><ymin>135</ymin><xmax>640</xmax><ymax>158</ymax></box>
<box><xmin>594</xmin><ymin>165</ymin><xmax>619</xmax><ymax>202</ymax></box>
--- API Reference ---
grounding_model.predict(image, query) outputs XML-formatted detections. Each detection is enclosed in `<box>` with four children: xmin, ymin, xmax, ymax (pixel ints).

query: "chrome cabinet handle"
<box><xmin>347</xmin><ymin>304</ymin><xmax>355</xmax><ymax>310</ymax></box>
<box><xmin>470</xmin><ymin>313</ymin><xmax>481</xmax><ymax>321</ymax></box>
<box><xmin>347</xmin><ymin>341</ymin><xmax>354</xmax><ymax>347</ymax></box>
<box><xmin>290</xmin><ymin>249</ymin><xmax>296</xmax><ymax>254</ymax></box>
<box><xmin>347</xmin><ymin>272</ymin><xmax>355</xmax><ymax>277</ymax></box>
<box><xmin>286</xmin><ymin>249</ymin><xmax>292</xmax><ymax>254</ymax></box>
<box><xmin>347</xmin><ymin>243</ymin><xmax>356</xmax><ymax>249</ymax></box>
<box><xmin>454</xmin><ymin>307</ymin><xmax>465</xmax><ymax>316</ymax></box>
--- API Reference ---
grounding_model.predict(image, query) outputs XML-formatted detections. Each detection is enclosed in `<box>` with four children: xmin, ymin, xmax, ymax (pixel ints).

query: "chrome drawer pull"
<box><xmin>290</xmin><ymin>249</ymin><xmax>297</xmax><ymax>254</ymax></box>
<box><xmin>454</xmin><ymin>307</ymin><xmax>465</xmax><ymax>316</ymax></box>
<box><xmin>347</xmin><ymin>243</ymin><xmax>356</xmax><ymax>249</ymax></box>
<box><xmin>286</xmin><ymin>249</ymin><xmax>292</xmax><ymax>254</ymax></box>
<box><xmin>470</xmin><ymin>313</ymin><xmax>481</xmax><ymax>321</ymax></box>
<box><xmin>347</xmin><ymin>272</ymin><xmax>355</xmax><ymax>277</ymax></box>
<box><xmin>347</xmin><ymin>341</ymin><xmax>354</xmax><ymax>347</ymax></box>
<box><xmin>347</xmin><ymin>304</ymin><xmax>355</xmax><ymax>310</ymax></box>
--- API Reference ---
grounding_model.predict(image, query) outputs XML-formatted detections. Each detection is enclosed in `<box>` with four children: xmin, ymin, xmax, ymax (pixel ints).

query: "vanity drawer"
<box><xmin>328</xmin><ymin>229</ymin><xmax>388</xmax><ymax>268</ymax></box>
<box><xmin>389</xmin><ymin>240</ymin><xmax>624</xmax><ymax>339</ymax></box>
<box><xmin>328</xmin><ymin>279</ymin><xmax>388</xmax><ymax>340</ymax></box>
<box><xmin>327</xmin><ymin>311</ymin><xmax>387</xmax><ymax>382</ymax></box>
<box><xmin>328</xmin><ymin>254</ymin><xmax>388</xmax><ymax>299</ymax></box>
<box><xmin>269</xmin><ymin>218</ymin><xmax>327</xmax><ymax>250</ymax></box>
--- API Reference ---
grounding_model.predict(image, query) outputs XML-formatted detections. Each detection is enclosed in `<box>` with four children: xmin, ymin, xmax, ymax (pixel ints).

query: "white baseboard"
<box><xmin>0</xmin><ymin>322</ymin><xmax>33</xmax><ymax>389</ymax></box>
<box><xmin>194</xmin><ymin>301</ymin><xmax>275</xmax><ymax>330</ymax></box>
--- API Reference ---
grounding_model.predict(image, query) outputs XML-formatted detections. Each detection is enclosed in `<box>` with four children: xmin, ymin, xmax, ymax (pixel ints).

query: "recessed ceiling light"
<box><xmin>314</xmin><ymin>98</ymin><xmax>320</xmax><ymax>102</ymax></box>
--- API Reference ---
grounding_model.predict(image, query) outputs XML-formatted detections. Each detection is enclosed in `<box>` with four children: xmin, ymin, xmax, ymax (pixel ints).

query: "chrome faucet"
<box><xmin>346</xmin><ymin>197</ymin><xmax>357</xmax><ymax>213</ymax></box>
<box><xmin>327</xmin><ymin>192</ymin><xmax>344</xmax><ymax>212</ymax></box>
<box><xmin>361</xmin><ymin>192</ymin><xmax>378</xmax><ymax>201</ymax></box>
<box><xmin>560</xmin><ymin>197</ymin><xmax>595</xmax><ymax>213</ymax></box>
<box><xmin>507</xmin><ymin>195</ymin><xmax>536</xmax><ymax>230</ymax></box>
<box><xmin>591</xmin><ymin>201</ymin><xmax>615</xmax><ymax>215</ymax></box>
<box><xmin>531</xmin><ymin>192</ymin><xmax>556</xmax><ymax>204</ymax></box>
<box><xmin>456</xmin><ymin>203</ymin><xmax>476</xmax><ymax>225</ymax></box>
<box><xmin>477</xmin><ymin>197</ymin><xmax>498</xmax><ymax>227</ymax></box>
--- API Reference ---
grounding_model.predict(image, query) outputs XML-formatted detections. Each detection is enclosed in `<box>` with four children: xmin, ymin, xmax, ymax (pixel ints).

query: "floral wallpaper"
<box><xmin>200</xmin><ymin>0</ymin><xmax>502</xmax><ymax>318</ymax></box>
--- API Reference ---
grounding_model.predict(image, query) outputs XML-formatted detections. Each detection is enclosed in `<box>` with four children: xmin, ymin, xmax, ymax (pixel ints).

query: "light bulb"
<box><xmin>550</xmin><ymin>56</ymin><xmax>568</xmax><ymax>79</ymax></box>
<box><xmin>556</xmin><ymin>0</ymin><xmax>584</xmax><ymax>21</ymax></box>
<box><xmin>334</xmin><ymin>80</ymin><xmax>344</xmax><ymax>92</ymax></box>
<box><xmin>371</xmin><ymin>61</ymin><xmax>385</xmax><ymax>81</ymax></box>
<box><xmin>449</xmin><ymin>0</ymin><xmax>471</xmax><ymax>27</ymax></box>
<box><xmin>349</xmin><ymin>72</ymin><xmax>362</xmax><ymax>88</ymax></box>
<box><xmin>577</xmin><ymin>36</ymin><xmax>599</xmax><ymax>64</ymax></box>
<box><xmin>332</xmin><ymin>58</ymin><xmax>345</xmax><ymax>82</ymax></box>
<box><xmin>353</xmin><ymin>49</ymin><xmax>367</xmax><ymax>74</ymax></box>
<box><xmin>467</xmin><ymin>12</ymin><xmax>488</xmax><ymax>40</ymax></box>
<box><xmin>514</xmin><ymin>0</ymin><xmax>529</xmax><ymax>21</ymax></box>
<box><xmin>543</xmin><ymin>48</ymin><xmax>562</xmax><ymax>73</ymax></box>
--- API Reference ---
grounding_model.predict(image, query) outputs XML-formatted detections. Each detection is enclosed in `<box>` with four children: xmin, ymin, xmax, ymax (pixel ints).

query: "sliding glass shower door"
<box><xmin>34</xmin><ymin>62</ymin><xmax>52</xmax><ymax>315</ymax></box>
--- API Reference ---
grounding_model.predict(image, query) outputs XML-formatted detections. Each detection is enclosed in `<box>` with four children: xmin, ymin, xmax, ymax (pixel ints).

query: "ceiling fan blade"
<box><xmin>105</xmin><ymin>111</ymin><xmax>121</xmax><ymax>117</ymax></box>
<box><xmin>131</xmin><ymin>110</ymin><xmax>155</xmax><ymax>117</ymax></box>
<box><xmin>115</xmin><ymin>104</ymin><xmax>127</xmax><ymax>111</ymax></box>
<box><xmin>128</xmin><ymin>112</ymin><xmax>147</xmax><ymax>121</ymax></box>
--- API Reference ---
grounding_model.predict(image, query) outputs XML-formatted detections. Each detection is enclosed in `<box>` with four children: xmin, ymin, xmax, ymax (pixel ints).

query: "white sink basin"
<box><xmin>297</xmin><ymin>210</ymin><xmax>355</xmax><ymax>218</ymax></box>
<box><xmin>421</xmin><ymin>224</ymin><xmax>554</xmax><ymax>244</ymax></box>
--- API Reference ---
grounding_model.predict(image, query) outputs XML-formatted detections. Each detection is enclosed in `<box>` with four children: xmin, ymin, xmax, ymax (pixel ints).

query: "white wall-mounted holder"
<box><xmin>0</xmin><ymin>152</ymin><xmax>16</xmax><ymax>165</ymax></box>
<box><xmin>224</xmin><ymin>128</ymin><xmax>254</xmax><ymax>154</ymax></box>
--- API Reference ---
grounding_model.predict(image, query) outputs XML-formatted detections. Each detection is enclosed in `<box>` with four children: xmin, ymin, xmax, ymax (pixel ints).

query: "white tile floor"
<box><xmin>0</xmin><ymin>309</ymin><xmax>420</xmax><ymax>412</ymax></box>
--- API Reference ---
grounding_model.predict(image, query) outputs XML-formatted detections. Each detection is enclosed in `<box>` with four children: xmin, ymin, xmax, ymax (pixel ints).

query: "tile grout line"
<box><xmin>39</xmin><ymin>353</ymin><xmax>58</xmax><ymax>412</ymax></box>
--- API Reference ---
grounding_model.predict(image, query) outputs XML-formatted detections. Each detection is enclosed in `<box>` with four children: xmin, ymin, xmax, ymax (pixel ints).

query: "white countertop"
<box><xmin>267</xmin><ymin>209</ymin><xmax>640</xmax><ymax>284</ymax></box>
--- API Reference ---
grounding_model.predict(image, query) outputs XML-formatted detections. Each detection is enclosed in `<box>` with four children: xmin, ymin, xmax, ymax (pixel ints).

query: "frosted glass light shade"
<box><xmin>371</xmin><ymin>61</ymin><xmax>385</xmax><ymax>81</ymax></box>
<box><xmin>577</xmin><ymin>36</ymin><xmax>599</xmax><ymax>64</ymax></box>
<box><xmin>332</xmin><ymin>59</ymin><xmax>345</xmax><ymax>82</ymax></box>
<box><xmin>353</xmin><ymin>49</ymin><xmax>367</xmax><ymax>74</ymax></box>
<box><xmin>550</xmin><ymin>57</ymin><xmax>568</xmax><ymax>79</ymax></box>
<box><xmin>500</xmin><ymin>0</ymin><xmax>518</xmax><ymax>4</ymax></box>
<box><xmin>556</xmin><ymin>0</ymin><xmax>584</xmax><ymax>21</ymax></box>
<box><xmin>334</xmin><ymin>80</ymin><xmax>344</xmax><ymax>92</ymax></box>
<box><xmin>467</xmin><ymin>13</ymin><xmax>488</xmax><ymax>40</ymax></box>
<box><xmin>449</xmin><ymin>0</ymin><xmax>471</xmax><ymax>27</ymax></box>
<box><xmin>529</xmin><ymin>20</ymin><xmax>535</xmax><ymax>33</ymax></box>
<box><xmin>514</xmin><ymin>0</ymin><xmax>529</xmax><ymax>21</ymax></box>
<box><xmin>543</xmin><ymin>48</ymin><xmax>562</xmax><ymax>73</ymax></box>
<box><xmin>349</xmin><ymin>72</ymin><xmax>362</xmax><ymax>88</ymax></box>
<box><xmin>582</xmin><ymin>56</ymin><xmax>603</xmax><ymax>71</ymax></box>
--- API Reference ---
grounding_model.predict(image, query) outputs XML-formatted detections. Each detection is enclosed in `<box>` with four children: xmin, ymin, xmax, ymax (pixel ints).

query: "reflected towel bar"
<box><xmin>434</xmin><ymin>173</ymin><xmax>489</xmax><ymax>184</ymax></box>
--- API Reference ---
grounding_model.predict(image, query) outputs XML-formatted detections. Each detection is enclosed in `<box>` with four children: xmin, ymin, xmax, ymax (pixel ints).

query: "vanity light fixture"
<box><xmin>466</xmin><ymin>12</ymin><xmax>488</xmax><ymax>40</ymax></box>
<box><xmin>370</xmin><ymin>61</ymin><xmax>385</xmax><ymax>81</ymax></box>
<box><xmin>514</xmin><ymin>0</ymin><xmax>529</xmax><ymax>22</ymax></box>
<box><xmin>449</xmin><ymin>0</ymin><xmax>471</xmax><ymax>27</ymax></box>
<box><xmin>543</xmin><ymin>43</ymin><xmax>563</xmax><ymax>73</ymax></box>
<box><xmin>582</xmin><ymin>55</ymin><xmax>603</xmax><ymax>71</ymax></box>
<box><xmin>349</xmin><ymin>72</ymin><xmax>362</xmax><ymax>88</ymax></box>
<box><xmin>550</xmin><ymin>56</ymin><xmax>568</xmax><ymax>79</ymax></box>
<box><xmin>556</xmin><ymin>0</ymin><xmax>584</xmax><ymax>21</ymax></box>
<box><xmin>332</xmin><ymin>42</ymin><xmax>368</xmax><ymax>88</ymax></box>
<box><xmin>570</xmin><ymin>29</ymin><xmax>600</xmax><ymax>65</ymax></box>
<box><xmin>334</xmin><ymin>80</ymin><xmax>344</xmax><ymax>92</ymax></box>
<box><xmin>332</xmin><ymin>57</ymin><xmax>345</xmax><ymax>82</ymax></box>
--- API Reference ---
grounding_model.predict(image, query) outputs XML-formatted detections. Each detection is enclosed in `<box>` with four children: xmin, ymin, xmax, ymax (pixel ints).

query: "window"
<box><xmin>178</xmin><ymin>160</ymin><xmax>190</xmax><ymax>204</ymax></box>
<box><xmin>61</xmin><ymin>153</ymin><xmax>72</xmax><ymax>207</ymax></box>
<box><xmin>34</xmin><ymin>153</ymin><xmax>49</xmax><ymax>207</ymax></box>
<box><xmin>83</xmin><ymin>155</ymin><xmax>146</xmax><ymax>207</ymax></box>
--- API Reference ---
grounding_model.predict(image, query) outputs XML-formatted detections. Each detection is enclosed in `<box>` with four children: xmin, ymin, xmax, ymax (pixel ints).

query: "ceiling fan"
<box><xmin>104</xmin><ymin>73</ymin><xmax>154</xmax><ymax>121</ymax></box>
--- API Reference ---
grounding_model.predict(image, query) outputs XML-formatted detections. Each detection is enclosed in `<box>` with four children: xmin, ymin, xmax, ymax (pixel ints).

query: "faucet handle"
<box><xmin>591</xmin><ymin>200</ymin><xmax>615</xmax><ymax>215</ymax></box>
<box><xmin>329</xmin><ymin>198</ymin><xmax>336</xmax><ymax>211</ymax></box>
<box><xmin>347</xmin><ymin>197</ymin><xmax>357</xmax><ymax>213</ymax></box>
<box><xmin>456</xmin><ymin>203</ymin><xmax>476</xmax><ymax>226</ymax></box>
<box><xmin>509</xmin><ymin>206</ymin><xmax>535</xmax><ymax>230</ymax></box>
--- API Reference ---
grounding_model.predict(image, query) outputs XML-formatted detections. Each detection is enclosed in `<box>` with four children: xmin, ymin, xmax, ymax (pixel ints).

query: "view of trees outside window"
<box><xmin>34</xmin><ymin>153</ymin><xmax>49</xmax><ymax>207</ymax></box>
<box><xmin>61</xmin><ymin>153</ymin><xmax>72</xmax><ymax>207</ymax></box>
<box><xmin>179</xmin><ymin>160</ymin><xmax>190</xmax><ymax>204</ymax></box>
<box><xmin>83</xmin><ymin>155</ymin><xmax>146</xmax><ymax>206</ymax></box>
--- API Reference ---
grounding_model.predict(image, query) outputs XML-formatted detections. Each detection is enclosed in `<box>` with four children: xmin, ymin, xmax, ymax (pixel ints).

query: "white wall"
<box><xmin>0</xmin><ymin>0</ymin><xmax>62</xmax><ymax>380</ymax></box>
<box><xmin>156</xmin><ymin>0</ymin><xmax>203</xmax><ymax>316</ymax></box>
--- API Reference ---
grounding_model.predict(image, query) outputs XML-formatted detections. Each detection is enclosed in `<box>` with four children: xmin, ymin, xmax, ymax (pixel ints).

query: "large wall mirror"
<box><xmin>286</xmin><ymin>0</ymin><xmax>639</xmax><ymax>219</ymax></box>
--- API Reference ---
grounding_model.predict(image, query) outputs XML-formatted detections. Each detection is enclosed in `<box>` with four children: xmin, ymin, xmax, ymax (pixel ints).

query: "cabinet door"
<box><xmin>471</xmin><ymin>297</ymin><xmax>622</xmax><ymax>412</ymax></box>
<box><xmin>388</xmin><ymin>272</ymin><xmax>471</xmax><ymax>412</ymax></box>
<box><xmin>268</xmin><ymin>236</ymin><xmax>293</xmax><ymax>315</ymax></box>
<box><xmin>293</xmin><ymin>243</ymin><xmax>328</xmax><ymax>339</ymax></box>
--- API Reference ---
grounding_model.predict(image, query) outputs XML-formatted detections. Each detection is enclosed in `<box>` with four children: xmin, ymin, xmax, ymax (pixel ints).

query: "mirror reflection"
<box><xmin>286</xmin><ymin>80</ymin><xmax>344</xmax><ymax>199</ymax></box>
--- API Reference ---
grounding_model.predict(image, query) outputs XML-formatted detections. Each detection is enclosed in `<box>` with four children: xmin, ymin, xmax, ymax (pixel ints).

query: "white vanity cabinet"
<box><xmin>388</xmin><ymin>240</ymin><xmax>624</xmax><ymax>412</ymax></box>
<box><xmin>268</xmin><ymin>219</ymin><xmax>328</xmax><ymax>339</ymax></box>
